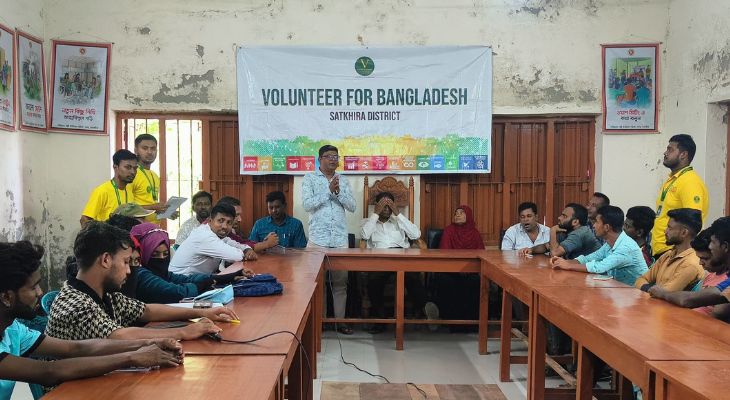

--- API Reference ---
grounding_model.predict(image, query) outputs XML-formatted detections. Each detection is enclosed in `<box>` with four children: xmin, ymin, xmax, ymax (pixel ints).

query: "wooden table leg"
<box><xmin>304</xmin><ymin>301</ymin><xmax>317</xmax><ymax>378</ymax></box>
<box><xmin>316</xmin><ymin>271</ymin><xmax>323</xmax><ymax>353</ymax></box>
<box><xmin>478</xmin><ymin>269</ymin><xmax>490</xmax><ymax>355</ymax></box>
<box><xmin>576</xmin><ymin>345</ymin><xmax>595</xmax><ymax>400</ymax></box>
<box><xmin>396</xmin><ymin>270</ymin><xmax>405</xmax><ymax>350</ymax></box>
<box><xmin>500</xmin><ymin>290</ymin><xmax>513</xmax><ymax>382</ymax></box>
<box><xmin>288</xmin><ymin>348</ymin><xmax>303</xmax><ymax>400</ymax></box>
<box><xmin>527</xmin><ymin>292</ymin><xmax>546</xmax><ymax>400</ymax></box>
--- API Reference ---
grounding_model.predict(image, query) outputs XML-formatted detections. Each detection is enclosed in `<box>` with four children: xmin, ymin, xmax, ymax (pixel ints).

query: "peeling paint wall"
<box><xmin>5</xmin><ymin>0</ymin><xmax>729</xmax><ymax>287</ymax></box>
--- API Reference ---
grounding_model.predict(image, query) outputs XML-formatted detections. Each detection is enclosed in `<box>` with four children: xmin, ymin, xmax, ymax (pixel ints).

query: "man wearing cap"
<box><xmin>635</xmin><ymin>208</ymin><xmax>705</xmax><ymax>292</ymax></box>
<box><xmin>80</xmin><ymin>150</ymin><xmax>138</xmax><ymax>227</ymax></box>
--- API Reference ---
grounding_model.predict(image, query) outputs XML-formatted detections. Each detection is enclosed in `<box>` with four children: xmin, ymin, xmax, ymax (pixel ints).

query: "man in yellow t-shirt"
<box><xmin>131</xmin><ymin>134</ymin><xmax>165</xmax><ymax>222</ymax></box>
<box><xmin>80</xmin><ymin>150</ymin><xmax>138</xmax><ymax>226</ymax></box>
<box><xmin>652</xmin><ymin>134</ymin><xmax>709</xmax><ymax>257</ymax></box>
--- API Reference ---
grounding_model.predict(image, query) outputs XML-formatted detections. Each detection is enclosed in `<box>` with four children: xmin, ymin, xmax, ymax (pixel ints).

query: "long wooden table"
<box><xmin>646</xmin><ymin>360</ymin><xmax>730</xmax><ymax>400</ymax></box>
<box><xmin>45</xmin><ymin>355</ymin><xmax>285</xmax><ymax>400</ymax></box>
<box><xmin>531</xmin><ymin>286</ymin><xmax>730</xmax><ymax>400</ymax></box>
<box><xmin>323</xmin><ymin>248</ymin><xmax>487</xmax><ymax>351</ymax></box>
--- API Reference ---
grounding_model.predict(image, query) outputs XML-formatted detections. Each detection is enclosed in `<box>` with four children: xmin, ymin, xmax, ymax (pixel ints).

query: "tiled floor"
<box><xmin>313</xmin><ymin>327</ymin><xmax>540</xmax><ymax>400</ymax></box>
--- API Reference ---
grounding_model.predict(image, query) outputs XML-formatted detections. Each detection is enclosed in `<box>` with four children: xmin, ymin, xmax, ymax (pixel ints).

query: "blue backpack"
<box><xmin>232</xmin><ymin>274</ymin><xmax>284</xmax><ymax>297</ymax></box>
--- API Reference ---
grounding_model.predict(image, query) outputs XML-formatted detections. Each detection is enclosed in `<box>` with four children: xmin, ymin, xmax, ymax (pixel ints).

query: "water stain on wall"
<box><xmin>152</xmin><ymin>69</ymin><xmax>216</xmax><ymax>104</ymax></box>
<box><xmin>508</xmin><ymin>68</ymin><xmax>596</xmax><ymax>105</ymax></box>
<box><xmin>693</xmin><ymin>44</ymin><xmax>730</xmax><ymax>91</ymax></box>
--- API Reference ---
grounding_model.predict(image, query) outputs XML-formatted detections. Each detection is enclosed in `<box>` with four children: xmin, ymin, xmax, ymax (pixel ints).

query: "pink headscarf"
<box><xmin>130</xmin><ymin>223</ymin><xmax>170</xmax><ymax>266</ymax></box>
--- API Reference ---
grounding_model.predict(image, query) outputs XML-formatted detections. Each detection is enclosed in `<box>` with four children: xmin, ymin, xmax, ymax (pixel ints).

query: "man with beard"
<box><xmin>650</xmin><ymin>217</ymin><xmax>730</xmax><ymax>322</ymax></box>
<box><xmin>46</xmin><ymin>222</ymin><xmax>238</xmax><ymax>341</ymax></box>
<box><xmin>651</xmin><ymin>134</ymin><xmax>708</xmax><ymax>257</ymax></box>
<box><xmin>130</xmin><ymin>134</ymin><xmax>177</xmax><ymax>222</ymax></box>
<box><xmin>0</xmin><ymin>241</ymin><xmax>183</xmax><ymax>398</ymax></box>
<box><xmin>635</xmin><ymin>208</ymin><xmax>705</xmax><ymax>292</ymax></box>
<box><xmin>524</xmin><ymin>203</ymin><xmax>600</xmax><ymax>259</ymax></box>
<box><xmin>175</xmin><ymin>190</ymin><xmax>213</xmax><ymax>245</ymax></box>
<box><xmin>170</xmin><ymin>203</ymin><xmax>257</xmax><ymax>276</ymax></box>
<box><xmin>80</xmin><ymin>150</ymin><xmax>139</xmax><ymax>226</ymax></box>
<box><xmin>249</xmin><ymin>191</ymin><xmax>307</xmax><ymax>248</ymax></box>
<box><xmin>689</xmin><ymin>229</ymin><xmax>729</xmax><ymax>315</ymax></box>
<box><xmin>131</xmin><ymin>223</ymin><xmax>244</xmax><ymax>304</ymax></box>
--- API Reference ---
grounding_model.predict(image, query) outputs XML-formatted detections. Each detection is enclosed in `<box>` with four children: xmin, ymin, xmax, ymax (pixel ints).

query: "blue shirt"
<box><xmin>576</xmin><ymin>231</ymin><xmax>649</xmax><ymax>286</ymax></box>
<box><xmin>249</xmin><ymin>215</ymin><xmax>308</xmax><ymax>248</ymax></box>
<box><xmin>1</xmin><ymin>320</ymin><xmax>44</xmax><ymax>398</ymax></box>
<box><xmin>716</xmin><ymin>277</ymin><xmax>730</xmax><ymax>292</ymax></box>
<box><xmin>301</xmin><ymin>170</ymin><xmax>356</xmax><ymax>247</ymax></box>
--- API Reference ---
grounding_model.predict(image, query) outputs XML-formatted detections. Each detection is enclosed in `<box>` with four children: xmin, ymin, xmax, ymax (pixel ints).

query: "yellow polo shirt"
<box><xmin>651</xmin><ymin>167</ymin><xmax>708</xmax><ymax>256</ymax></box>
<box><xmin>82</xmin><ymin>180</ymin><xmax>136</xmax><ymax>222</ymax></box>
<box><xmin>131</xmin><ymin>165</ymin><xmax>160</xmax><ymax>222</ymax></box>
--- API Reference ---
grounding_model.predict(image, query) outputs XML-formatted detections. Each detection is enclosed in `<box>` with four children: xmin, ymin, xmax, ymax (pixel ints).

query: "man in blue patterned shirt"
<box><xmin>551</xmin><ymin>205</ymin><xmax>648</xmax><ymax>286</ymax></box>
<box><xmin>302</xmin><ymin>145</ymin><xmax>356</xmax><ymax>334</ymax></box>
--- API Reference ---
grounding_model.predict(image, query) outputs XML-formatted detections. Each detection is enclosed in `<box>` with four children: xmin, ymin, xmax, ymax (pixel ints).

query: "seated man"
<box><xmin>176</xmin><ymin>190</ymin><xmax>213</xmax><ymax>245</ymax></box>
<box><xmin>689</xmin><ymin>229</ymin><xmax>729</xmax><ymax>315</ymax></box>
<box><xmin>131</xmin><ymin>223</ymin><xmax>245</xmax><ymax>304</ymax></box>
<box><xmin>0</xmin><ymin>241</ymin><xmax>183</xmax><ymax>397</ymax></box>
<box><xmin>249</xmin><ymin>191</ymin><xmax>307</xmax><ymax>248</ymax></box>
<box><xmin>551</xmin><ymin>205</ymin><xmax>648</xmax><ymax>286</ymax></box>
<box><xmin>634</xmin><ymin>208</ymin><xmax>705</xmax><ymax>292</ymax></box>
<box><xmin>586</xmin><ymin>192</ymin><xmax>611</xmax><ymax>243</ymax></box>
<box><xmin>80</xmin><ymin>149</ymin><xmax>139</xmax><ymax>227</ymax></box>
<box><xmin>623</xmin><ymin>206</ymin><xmax>656</xmax><ymax>266</ymax></box>
<box><xmin>650</xmin><ymin>217</ymin><xmax>730</xmax><ymax>322</ymax></box>
<box><xmin>46</xmin><ymin>222</ymin><xmax>237</xmax><ymax>341</ymax></box>
<box><xmin>361</xmin><ymin>192</ymin><xmax>426</xmax><ymax>333</ymax></box>
<box><xmin>501</xmin><ymin>202</ymin><xmax>550</xmax><ymax>251</ymax></box>
<box><xmin>525</xmin><ymin>203</ymin><xmax>600</xmax><ymax>259</ymax></box>
<box><xmin>216</xmin><ymin>196</ymin><xmax>279</xmax><ymax>252</ymax></box>
<box><xmin>170</xmin><ymin>203</ymin><xmax>257</xmax><ymax>276</ymax></box>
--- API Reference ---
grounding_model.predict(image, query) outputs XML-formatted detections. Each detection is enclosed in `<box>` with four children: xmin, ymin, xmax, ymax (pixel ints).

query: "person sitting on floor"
<box><xmin>361</xmin><ymin>192</ymin><xmax>426</xmax><ymax>333</ymax></box>
<box><xmin>216</xmin><ymin>196</ymin><xmax>280</xmax><ymax>252</ymax></box>
<box><xmin>175</xmin><ymin>190</ymin><xmax>213</xmax><ymax>245</ymax></box>
<box><xmin>426</xmin><ymin>205</ymin><xmax>485</xmax><ymax>332</ymax></box>
<box><xmin>551</xmin><ymin>205</ymin><xmax>648</xmax><ymax>286</ymax></box>
<box><xmin>0</xmin><ymin>241</ymin><xmax>183</xmax><ymax>398</ymax></box>
<box><xmin>46</xmin><ymin>222</ymin><xmax>237</xmax><ymax>341</ymax></box>
<box><xmin>523</xmin><ymin>203</ymin><xmax>600</xmax><ymax>259</ymax></box>
<box><xmin>249</xmin><ymin>191</ymin><xmax>307</xmax><ymax>248</ymax></box>
<box><xmin>623</xmin><ymin>206</ymin><xmax>656</xmax><ymax>267</ymax></box>
<box><xmin>689</xmin><ymin>228</ymin><xmax>729</xmax><ymax>315</ymax></box>
<box><xmin>634</xmin><ymin>208</ymin><xmax>705</xmax><ymax>292</ymax></box>
<box><xmin>131</xmin><ymin>223</ymin><xmax>247</xmax><ymax>304</ymax></box>
<box><xmin>170</xmin><ymin>203</ymin><xmax>257</xmax><ymax>276</ymax></box>
<box><xmin>649</xmin><ymin>217</ymin><xmax>730</xmax><ymax>322</ymax></box>
<box><xmin>501</xmin><ymin>202</ymin><xmax>550</xmax><ymax>251</ymax></box>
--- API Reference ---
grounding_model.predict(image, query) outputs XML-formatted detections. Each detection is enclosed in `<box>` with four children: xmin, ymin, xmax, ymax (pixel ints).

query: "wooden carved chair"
<box><xmin>359</xmin><ymin>176</ymin><xmax>426</xmax><ymax>249</ymax></box>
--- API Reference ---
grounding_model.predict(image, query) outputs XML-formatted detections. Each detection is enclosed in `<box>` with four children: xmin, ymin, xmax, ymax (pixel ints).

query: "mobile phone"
<box><xmin>193</xmin><ymin>300</ymin><xmax>213</xmax><ymax>309</ymax></box>
<box><xmin>591</xmin><ymin>275</ymin><xmax>612</xmax><ymax>281</ymax></box>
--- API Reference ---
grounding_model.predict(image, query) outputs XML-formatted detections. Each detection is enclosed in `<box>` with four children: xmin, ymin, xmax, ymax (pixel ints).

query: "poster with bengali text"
<box><xmin>0</xmin><ymin>24</ymin><xmax>15</xmax><ymax>131</ymax></box>
<box><xmin>17</xmin><ymin>31</ymin><xmax>46</xmax><ymax>132</ymax></box>
<box><xmin>237</xmin><ymin>46</ymin><xmax>492</xmax><ymax>174</ymax></box>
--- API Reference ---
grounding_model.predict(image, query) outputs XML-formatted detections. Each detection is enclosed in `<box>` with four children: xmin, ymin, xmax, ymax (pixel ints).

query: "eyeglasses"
<box><xmin>321</xmin><ymin>155</ymin><xmax>340</xmax><ymax>160</ymax></box>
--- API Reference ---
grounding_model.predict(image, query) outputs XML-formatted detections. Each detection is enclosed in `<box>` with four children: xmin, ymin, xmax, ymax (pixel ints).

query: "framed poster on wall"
<box><xmin>0</xmin><ymin>23</ymin><xmax>15</xmax><ymax>131</ymax></box>
<box><xmin>601</xmin><ymin>43</ymin><xmax>659</xmax><ymax>133</ymax></box>
<box><xmin>49</xmin><ymin>40</ymin><xmax>112</xmax><ymax>134</ymax></box>
<box><xmin>16</xmin><ymin>30</ymin><xmax>47</xmax><ymax>132</ymax></box>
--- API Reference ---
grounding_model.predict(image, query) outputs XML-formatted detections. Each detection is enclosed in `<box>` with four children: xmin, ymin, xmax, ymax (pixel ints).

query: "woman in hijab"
<box><xmin>425</xmin><ymin>205</ymin><xmax>485</xmax><ymax>331</ymax></box>
<box><xmin>130</xmin><ymin>223</ymin><xmax>243</xmax><ymax>303</ymax></box>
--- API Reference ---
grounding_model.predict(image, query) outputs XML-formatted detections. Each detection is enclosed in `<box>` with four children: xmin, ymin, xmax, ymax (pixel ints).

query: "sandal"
<box><xmin>337</xmin><ymin>325</ymin><xmax>354</xmax><ymax>335</ymax></box>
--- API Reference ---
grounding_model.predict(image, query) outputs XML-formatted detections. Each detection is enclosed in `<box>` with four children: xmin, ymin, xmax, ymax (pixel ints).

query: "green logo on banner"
<box><xmin>355</xmin><ymin>56</ymin><xmax>374</xmax><ymax>76</ymax></box>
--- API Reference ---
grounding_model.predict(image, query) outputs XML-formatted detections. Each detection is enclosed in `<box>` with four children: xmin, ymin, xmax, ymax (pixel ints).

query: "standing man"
<box><xmin>80</xmin><ymin>150</ymin><xmax>138</xmax><ymax>227</ymax></box>
<box><xmin>249</xmin><ymin>191</ymin><xmax>307</xmax><ymax>248</ymax></box>
<box><xmin>131</xmin><ymin>134</ymin><xmax>177</xmax><ymax>221</ymax></box>
<box><xmin>652</xmin><ymin>134</ymin><xmax>709</xmax><ymax>258</ymax></box>
<box><xmin>176</xmin><ymin>190</ymin><xmax>213</xmax><ymax>245</ymax></box>
<box><xmin>501</xmin><ymin>202</ymin><xmax>550</xmax><ymax>251</ymax></box>
<box><xmin>302</xmin><ymin>145</ymin><xmax>356</xmax><ymax>335</ymax></box>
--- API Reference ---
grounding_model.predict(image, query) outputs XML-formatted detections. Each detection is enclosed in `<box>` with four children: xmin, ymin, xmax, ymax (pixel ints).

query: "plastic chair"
<box><xmin>41</xmin><ymin>290</ymin><xmax>59</xmax><ymax>314</ymax></box>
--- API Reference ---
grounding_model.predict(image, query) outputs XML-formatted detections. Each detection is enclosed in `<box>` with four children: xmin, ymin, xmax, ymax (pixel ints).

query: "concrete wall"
<box><xmin>2</xmin><ymin>0</ymin><xmax>728</xmax><ymax>288</ymax></box>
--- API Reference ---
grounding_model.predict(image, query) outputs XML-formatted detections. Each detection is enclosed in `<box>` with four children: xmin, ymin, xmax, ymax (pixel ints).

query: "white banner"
<box><xmin>237</xmin><ymin>46</ymin><xmax>492</xmax><ymax>174</ymax></box>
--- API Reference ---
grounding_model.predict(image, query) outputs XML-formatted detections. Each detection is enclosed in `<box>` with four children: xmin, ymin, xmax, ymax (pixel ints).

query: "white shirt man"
<box><xmin>361</xmin><ymin>211</ymin><xmax>421</xmax><ymax>248</ymax></box>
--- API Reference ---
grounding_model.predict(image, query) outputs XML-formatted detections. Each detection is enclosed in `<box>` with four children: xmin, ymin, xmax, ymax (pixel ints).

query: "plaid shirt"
<box><xmin>45</xmin><ymin>277</ymin><xmax>146</xmax><ymax>340</ymax></box>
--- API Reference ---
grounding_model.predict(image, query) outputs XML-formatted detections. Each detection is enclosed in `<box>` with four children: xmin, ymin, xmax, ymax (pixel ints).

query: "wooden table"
<box><xmin>323</xmin><ymin>248</ymin><xmax>487</xmax><ymax>351</ymax></box>
<box><xmin>646</xmin><ymin>360</ymin><xmax>730</xmax><ymax>400</ymax></box>
<box><xmin>45</xmin><ymin>355</ymin><xmax>285</xmax><ymax>400</ymax></box>
<box><xmin>531</xmin><ymin>286</ymin><xmax>730</xmax><ymax>400</ymax></box>
<box><xmin>480</xmin><ymin>251</ymin><xmax>630</xmax><ymax>385</ymax></box>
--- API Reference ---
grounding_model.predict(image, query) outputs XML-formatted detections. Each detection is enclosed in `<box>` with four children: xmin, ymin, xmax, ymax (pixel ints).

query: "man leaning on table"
<box><xmin>0</xmin><ymin>240</ymin><xmax>183</xmax><ymax>399</ymax></box>
<box><xmin>551</xmin><ymin>205</ymin><xmax>648</xmax><ymax>286</ymax></box>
